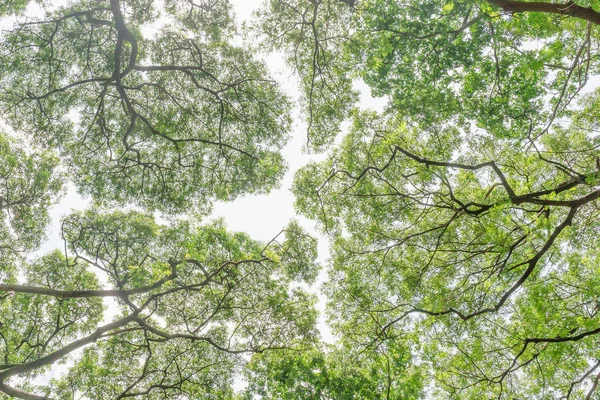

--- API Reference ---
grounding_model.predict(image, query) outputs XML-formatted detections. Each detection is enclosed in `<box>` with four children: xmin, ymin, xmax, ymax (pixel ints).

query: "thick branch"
<box><xmin>0</xmin><ymin>262</ymin><xmax>177</xmax><ymax>299</ymax></box>
<box><xmin>486</xmin><ymin>0</ymin><xmax>600</xmax><ymax>25</ymax></box>
<box><xmin>526</xmin><ymin>326</ymin><xmax>600</xmax><ymax>344</ymax></box>
<box><xmin>0</xmin><ymin>312</ymin><xmax>140</xmax><ymax>391</ymax></box>
<box><xmin>0</xmin><ymin>382</ymin><xmax>48</xmax><ymax>400</ymax></box>
<box><xmin>109</xmin><ymin>0</ymin><xmax>138</xmax><ymax>69</ymax></box>
<box><xmin>393</xmin><ymin>145</ymin><xmax>600</xmax><ymax>208</ymax></box>
<box><xmin>0</xmin><ymin>279</ymin><xmax>167</xmax><ymax>298</ymax></box>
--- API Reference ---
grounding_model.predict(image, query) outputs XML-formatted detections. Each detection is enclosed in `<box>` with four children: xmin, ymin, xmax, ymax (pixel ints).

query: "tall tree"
<box><xmin>0</xmin><ymin>1</ymin><xmax>322</xmax><ymax>398</ymax></box>
<box><xmin>0</xmin><ymin>0</ymin><xmax>291</xmax><ymax>212</ymax></box>
<box><xmin>0</xmin><ymin>211</ymin><xmax>319</xmax><ymax>399</ymax></box>
<box><xmin>266</xmin><ymin>0</ymin><xmax>600</xmax><ymax>397</ymax></box>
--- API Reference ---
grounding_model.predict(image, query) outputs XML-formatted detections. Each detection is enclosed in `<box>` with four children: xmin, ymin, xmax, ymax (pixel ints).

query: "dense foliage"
<box><xmin>283</xmin><ymin>0</ymin><xmax>600</xmax><ymax>397</ymax></box>
<box><xmin>0</xmin><ymin>210</ymin><xmax>319</xmax><ymax>399</ymax></box>
<box><xmin>0</xmin><ymin>0</ymin><xmax>290</xmax><ymax>213</ymax></box>
<box><xmin>2</xmin><ymin>0</ymin><xmax>600</xmax><ymax>398</ymax></box>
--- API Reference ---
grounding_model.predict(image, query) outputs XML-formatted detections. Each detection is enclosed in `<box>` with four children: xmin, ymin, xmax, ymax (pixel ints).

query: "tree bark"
<box><xmin>486</xmin><ymin>0</ymin><xmax>600</xmax><ymax>25</ymax></box>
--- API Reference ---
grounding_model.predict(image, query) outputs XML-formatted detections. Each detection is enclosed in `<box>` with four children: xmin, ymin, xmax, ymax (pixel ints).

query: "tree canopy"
<box><xmin>0</xmin><ymin>211</ymin><xmax>319</xmax><ymax>399</ymax></box>
<box><xmin>285</xmin><ymin>0</ymin><xmax>600</xmax><ymax>397</ymax></box>
<box><xmin>0</xmin><ymin>0</ymin><xmax>291</xmax><ymax>213</ymax></box>
<box><xmin>2</xmin><ymin>0</ymin><xmax>600</xmax><ymax>398</ymax></box>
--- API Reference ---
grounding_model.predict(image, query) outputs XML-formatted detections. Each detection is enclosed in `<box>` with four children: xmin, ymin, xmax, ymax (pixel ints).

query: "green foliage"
<box><xmin>244</xmin><ymin>340</ymin><xmax>423</xmax><ymax>399</ymax></box>
<box><xmin>0</xmin><ymin>210</ymin><xmax>319</xmax><ymax>398</ymax></box>
<box><xmin>283</xmin><ymin>0</ymin><xmax>600</xmax><ymax>397</ymax></box>
<box><xmin>51</xmin><ymin>335</ymin><xmax>237</xmax><ymax>399</ymax></box>
<box><xmin>268</xmin><ymin>220</ymin><xmax>320</xmax><ymax>283</ymax></box>
<box><xmin>0</xmin><ymin>0</ymin><xmax>33</xmax><ymax>16</ymax></box>
<box><xmin>293</xmin><ymin>104</ymin><xmax>600</xmax><ymax>397</ymax></box>
<box><xmin>3</xmin><ymin>0</ymin><xmax>600</xmax><ymax>398</ymax></box>
<box><xmin>0</xmin><ymin>0</ymin><xmax>291</xmax><ymax>213</ymax></box>
<box><xmin>256</xmin><ymin>0</ymin><xmax>358</xmax><ymax>151</ymax></box>
<box><xmin>0</xmin><ymin>132</ymin><xmax>63</xmax><ymax>270</ymax></box>
<box><xmin>257</xmin><ymin>0</ymin><xmax>598</xmax><ymax>149</ymax></box>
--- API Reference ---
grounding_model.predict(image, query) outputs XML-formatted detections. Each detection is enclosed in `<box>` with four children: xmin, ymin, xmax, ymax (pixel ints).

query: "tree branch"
<box><xmin>0</xmin><ymin>312</ymin><xmax>140</xmax><ymax>381</ymax></box>
<box><xmin>0</xmin><ymin>382</ymin><xmax>49</xmax><ymax>400</ymax></box>
<box><xmin>486</xmin><ymin>0</ymin><xmax>600</xmax><ymax>25</ymax></box>
<box><xmin>0</xmin><ymin>261</ymin><xmax>177</xmax><ymax>299</ymax></box>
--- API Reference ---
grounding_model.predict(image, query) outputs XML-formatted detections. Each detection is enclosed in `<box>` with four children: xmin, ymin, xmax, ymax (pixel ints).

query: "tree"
<box><xmin>0</xmin><ymin>211</ymin><xmax>319</xmax><ymax>398</ymax></box>
<box><xmin>3</xmin><ymin>0</ymin><xmax>600</xmax><ymax>398</ymax></box>
<box><xmin>0</xmin><ymin>0</ymin><xmax>324</xmax><ymax>397</ymax></box>
<box><xmin>257</xmin><ymin>0</ymin><xmax>600</xmax><ymax>150</ymax></box>
<box><xmin>259</xmin><ymin>0</ymin><xmax>600</xmax><ymax>397</ymax></box>
<box><xmin>0</xmin><ymin>0</ymin><xmax>291</xmax><ymax>213</ymax></box>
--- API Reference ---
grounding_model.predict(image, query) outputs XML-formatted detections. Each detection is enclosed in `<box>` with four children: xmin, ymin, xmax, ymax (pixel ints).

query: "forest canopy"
<box><xmin>1</xmin><ymin>0</ymin><xmax>600</xmax><ymax>398</ymax></box>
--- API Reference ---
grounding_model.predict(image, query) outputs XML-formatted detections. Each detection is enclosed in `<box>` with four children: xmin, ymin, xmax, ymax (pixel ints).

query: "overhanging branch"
<box><xmin>486</xmin><ymin>0</ymin><xmax>600</xmax><ymax>25</ymax></box>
